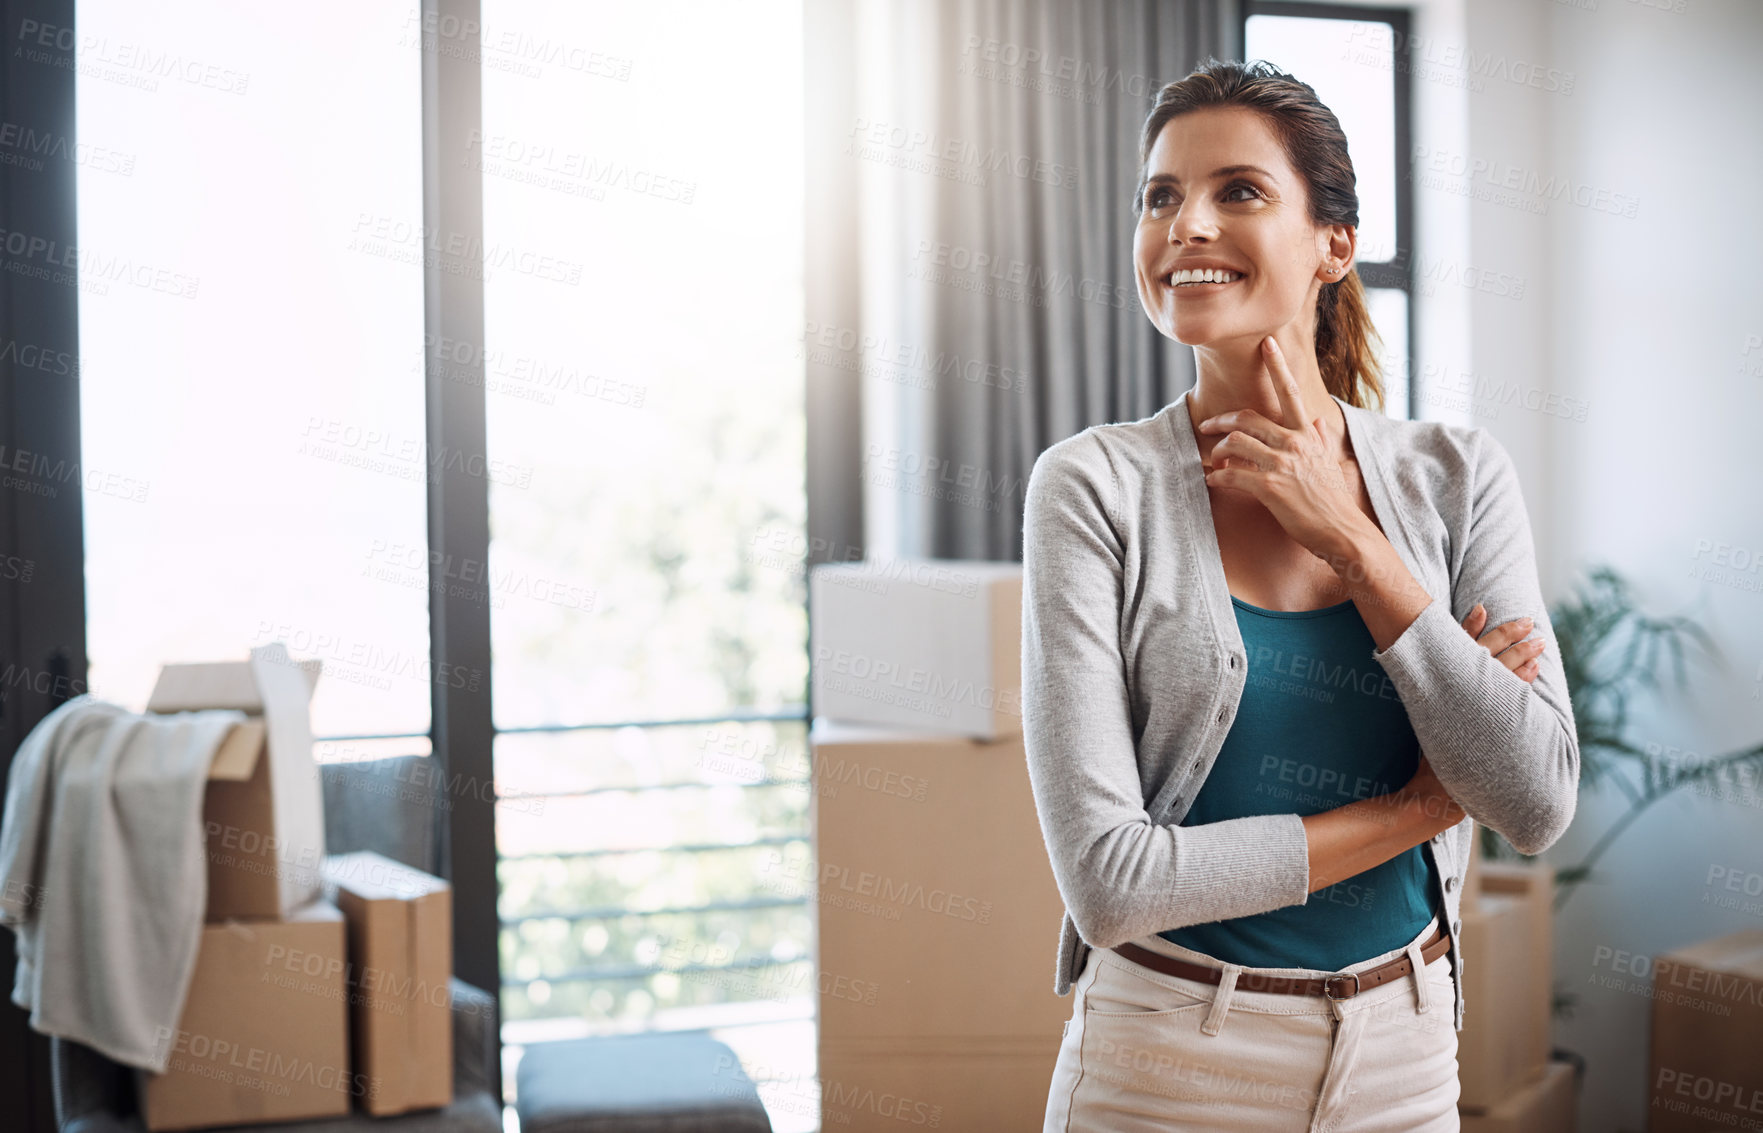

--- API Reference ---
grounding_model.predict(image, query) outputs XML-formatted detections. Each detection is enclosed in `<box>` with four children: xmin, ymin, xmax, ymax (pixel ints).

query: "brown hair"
<box><xmin>1133</xmin><ymin>57</ymin><xmax>1386</xmax><ymax>411</ymax></box>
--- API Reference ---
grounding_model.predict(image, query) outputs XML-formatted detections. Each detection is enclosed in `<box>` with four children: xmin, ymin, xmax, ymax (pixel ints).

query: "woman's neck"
<box><xmin>1185</xmin><ymin>337</ymin><xmax>1349</xmax><ymax>463</ymax></box>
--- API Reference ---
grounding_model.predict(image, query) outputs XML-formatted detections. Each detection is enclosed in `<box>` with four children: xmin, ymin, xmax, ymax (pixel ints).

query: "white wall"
<box><xmin>1538</xmin><ymin>4</ymin><xmax>1763</xmax><ymax>1132</ymax></box>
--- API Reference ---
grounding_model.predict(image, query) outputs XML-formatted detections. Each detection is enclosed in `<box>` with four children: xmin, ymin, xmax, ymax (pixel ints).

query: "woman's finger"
<box><xmin>1475</xmin><ymin>616</ymin><xmax>1534</xmax><ymax>656</ymax></box>
<box><xmin>1211</xmin><ymin>429</ymin><xmax>1280</xmax><ymax>472</ymax></box>
<box><xmin>1463</xmin><ymin>609</ymin><xmax>1544</xmax><ymax>682</ymax></box>
<box><xmin>1516</xmin><ymin>638</ymin><xmax>1546</xmax><ymax>670</ymax></box>
<box><xmin>1492</xmin><ymin>636</ymin><xmax>1545</xmax><ymax>679</ymax></box>
<box><xmin>1197</xmin><ymin>407</ymin><xmax>1287</xmax><ymax>448</ymax></box>
<box><xmin>1202</xmin><ymin>462</ymin><xmax>1256</xmax><ymax>496</ymax></box>
<box><xmin>1261</xmin><ymin>336</ymin><xmax>1309</xmax><ymax>433</ymax></box>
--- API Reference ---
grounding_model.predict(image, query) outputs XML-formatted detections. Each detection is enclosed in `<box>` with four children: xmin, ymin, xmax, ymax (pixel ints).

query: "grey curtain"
<box><xmin>805</xmin><ymin>0</ymin><xmax>1244</xmax><ymax>566</ymax></box>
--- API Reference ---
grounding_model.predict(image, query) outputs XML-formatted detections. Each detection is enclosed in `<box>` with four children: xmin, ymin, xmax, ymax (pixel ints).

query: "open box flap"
<box><xmin>145</xmin><ymin>645</ymin><xmax>320</xmax><ymax>712</ymax></box>
<box><xmin>207</xmin><ymin>721</ymin><xmax>266</xmax><ymax>781</ymax></box>
<box><xmin>146</xmin><ymin>645</ymin><xmax>320</xmax><ymax>783</ymax></box>
<box><xmin>248</xmin><ymin>643</ymin><xmax>327</xmax><ymax>912</ymax></box>
<box><xmin>143</xmin><ymin>642</ymin><xmax>328</xmax><ymax>915</ymax></box>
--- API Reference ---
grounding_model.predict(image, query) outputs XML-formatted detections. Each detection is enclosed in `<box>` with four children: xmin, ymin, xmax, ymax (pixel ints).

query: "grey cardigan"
<box><xmin>1020</xmin><ymin>388</ymin><xmax>1580</xmax><ymax>1032</ymax></box>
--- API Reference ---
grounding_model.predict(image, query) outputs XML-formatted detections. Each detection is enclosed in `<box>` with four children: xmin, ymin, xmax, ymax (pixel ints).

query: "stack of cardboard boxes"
<box><xmin>1455</xmin><ymin>829</ymin><xmax>1580</xmax><ymax>1131</ymax></box>
<box><xmin>134</xmin><ymin>643</ymin><xmax>452</xmax><ymax>1130</ymax></box>
<box><xmin>808</xmin><ymin>560</ymin><xmax>1071</xmax><ymax>1131</ymax></box>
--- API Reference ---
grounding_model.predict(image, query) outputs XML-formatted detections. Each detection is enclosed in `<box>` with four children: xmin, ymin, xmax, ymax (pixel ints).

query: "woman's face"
<box><xmin>1132</xmin><ymin>105</ymin><xmax>1347</xmax><ymax>348</ymax></box>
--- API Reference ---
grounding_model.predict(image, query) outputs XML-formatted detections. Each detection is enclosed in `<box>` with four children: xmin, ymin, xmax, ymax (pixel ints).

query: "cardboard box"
<box><xmin>321</xmin><ymin>851</ymin><xmax>452</xmax><ymax>1115</ymax></box>
<box><xmin>819</xmin><ymin>1044</ymin><xmax>1053</xmax><ymax>1133</ymax></box>
<box><xmin>1456</xmin><ymin>861</ymin><xmax>1556</xmax><ymax>1111</ymax></box>
<box><xmin>145</xmin><ymin>643</ymin><xmax>327</xmax><ymax>921</ymax></box>
<box><xmin>1647</xmin><ymin>929</ymin><xmax>1763</xmax><ymax>1133</ymax></box>
<box><xmin>1460</xmin><ymin>1058</ymin><xmax>1576</xmax><ymax>1132</ymax></box>
<box><xmin>138</xmin><ymin>900</ymin><xmax>353</xmax><ymax>1130</ymax></box>
<box><xmin>809</xmin><ymin>559</ymin><xmax>1021</xmax><ymax>739</ymax></box>
<box><xmin>1478</xmin><ymin>861</ymin><xmax>1555</xmax><ymax>1087</ymax></box>
<box><xmin>808</xmin><ymin>721</ymin><xmax>1069</xmax><ymax>1129</ymax></box>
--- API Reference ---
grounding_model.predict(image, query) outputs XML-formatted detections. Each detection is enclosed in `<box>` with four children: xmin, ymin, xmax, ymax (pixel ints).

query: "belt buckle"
<box><xmin>1322</xmin><ymin>972</ymin><xmax>1360</xmax><ymax>1000</ymax></box>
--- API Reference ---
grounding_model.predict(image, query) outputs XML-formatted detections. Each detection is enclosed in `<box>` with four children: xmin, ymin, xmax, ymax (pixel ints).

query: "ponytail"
<box><xmin>1316</xmin><ymin>270</ymin><xmax>1385</xmax><ymax>410</ymax></box>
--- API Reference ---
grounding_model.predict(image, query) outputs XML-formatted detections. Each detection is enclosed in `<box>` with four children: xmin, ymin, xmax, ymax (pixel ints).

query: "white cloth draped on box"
<box><xmin>0</xmin><ymin>694</ymin><xmax>243</xmax><ymax>1072</ymax></box>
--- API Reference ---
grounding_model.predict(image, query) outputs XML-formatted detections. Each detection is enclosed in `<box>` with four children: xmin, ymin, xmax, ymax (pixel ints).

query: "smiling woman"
<box><xmin>1026</xmin><ymin>57</ymin><xmax>1580</xmax><ymax>1133</ymax></box>
<box><xmin>1131</xmin><ymin>87</ymin><xmax>1387</xmax><ymax>422</ymax></box>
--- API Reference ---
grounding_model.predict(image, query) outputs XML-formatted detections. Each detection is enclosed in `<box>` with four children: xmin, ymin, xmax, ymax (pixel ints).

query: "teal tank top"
<box><xmin>1157</xmin><ymin>595</ymin><xmax>1442</xmax><ymax>970</ymax></box>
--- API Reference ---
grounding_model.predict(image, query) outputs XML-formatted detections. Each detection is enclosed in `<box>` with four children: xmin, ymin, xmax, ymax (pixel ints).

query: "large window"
<box><xmin>74</xmin><ymin>0</ymin><xmax>812</xmax><ymax>1127</ymax></box>
<box><xmin>476</xmin><ymin>0</ymin><xmax>812</xmax><ymax>1122</ymax></box>
<box><xmin>1247</xmin><ymin>3</ymin><xmax>1415</xmax><ymax>419</ymax></box>
<box><xmin>76</xmin><ymin>1</ymin><xmax>430</xmax><ymax>745</ymax></box>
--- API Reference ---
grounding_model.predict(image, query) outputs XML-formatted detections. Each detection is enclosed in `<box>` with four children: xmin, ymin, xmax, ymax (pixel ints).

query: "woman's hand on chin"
<box><xmin>1197</xmin><ymin>335</ymin><xmax>1375</xmax><ymax>562</ymax></box>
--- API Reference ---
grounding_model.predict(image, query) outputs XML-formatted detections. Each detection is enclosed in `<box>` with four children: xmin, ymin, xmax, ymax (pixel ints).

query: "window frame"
<box><xmin>0</xmin><ymin>0</ymin><xmax>84</xmax><ymax>1120</ymax></box>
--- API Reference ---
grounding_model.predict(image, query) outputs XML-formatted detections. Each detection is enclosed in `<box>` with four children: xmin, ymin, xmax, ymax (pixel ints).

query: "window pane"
<box><xmin>1365</xmin><ymin>287</ymin><xmax>1410</xmax><ymax>420</ymax></box>
<box><xmin>75</xmin><ymin>1</ymin><xmax>428</xmax><ymax>738</ymax></box>
<box><xmin>481</xmin><ymin>0</ymin><xmax>807</xmax><ymax>734</ymax></box>
<box><xmin>1245</xmin><ymin>15</ymin><xmax>1397</xmax><ymax>262</ymax></box>
<box><xmin>479</xmin><ymin>11</ymin><xmax>807</xmax><ymax>1115</ymax></box>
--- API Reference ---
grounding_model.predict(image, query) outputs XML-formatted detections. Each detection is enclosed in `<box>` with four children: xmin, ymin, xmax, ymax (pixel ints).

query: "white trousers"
<box><xmin>1043</xmin><ymin>913</ymin><xmax>1460</xmax><ymax>1132</ymax></box>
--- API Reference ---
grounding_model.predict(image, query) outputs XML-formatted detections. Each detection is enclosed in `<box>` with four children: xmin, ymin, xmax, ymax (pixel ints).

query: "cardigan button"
<box><xmin>1444</xmin><ymin>875</ymin><xmax>1457</xmax><ymax>892</ymax></box>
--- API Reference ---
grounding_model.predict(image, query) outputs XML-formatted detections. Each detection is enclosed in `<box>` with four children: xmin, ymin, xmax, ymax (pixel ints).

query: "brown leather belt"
<box><xmin>1112</xmin><ymin>922</ymin><xmax>1451</xmax><ymax>1001</ymax></box>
